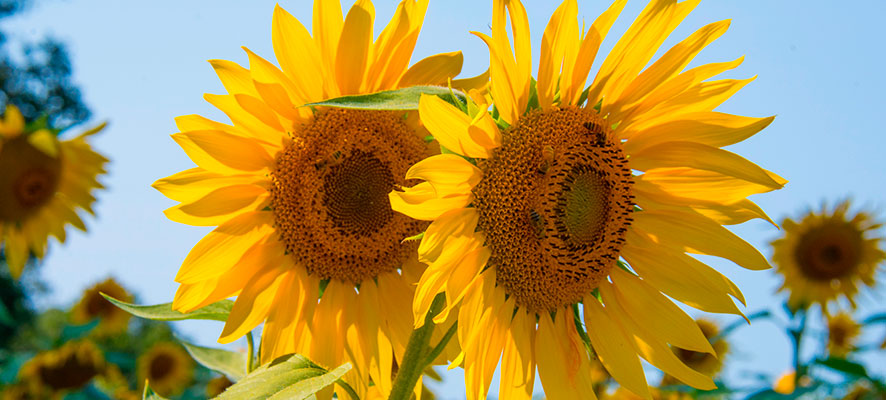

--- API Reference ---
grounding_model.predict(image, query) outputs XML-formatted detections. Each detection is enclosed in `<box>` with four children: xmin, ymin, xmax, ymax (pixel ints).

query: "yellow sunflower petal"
<box><xmin>537</xmin><ymin>0</ymin><xmax>578</xmax><ymax>109</ymax></box>
<box><xmin>630</xmin><ymin>141</ymin><xmax>783</xmax><ymax>189</ymax></box>
<box><xmin>625</xmin><ymin>112</ymin><xmax>775</xmax><ymax>155</ymax></box>
<box><xmin>0</xmin><ymin>105</ymin><xmax>25</xmax><ymax>137</ymax></box>
<box><xmin>418</xmin><ymin>94</ymin><xmax>497</xmax><ymax>158</ymax></box>
<box><xmin>171</xmin><ymin>130</ymin><xmax>274</xmax><ymax>174</ymax></box>
<box><xmin>498</xmin><ymin>308</ymin><xmax>535</xmax><ymax>400</ymax></box>
<box><xmin>399</xmin><ymin>51</ymin><xmax>464</xmax><ymax>87</ymax></box>
<box><xmin>609</xmin><ymin>268</ymin><xmax>715</xmax><ymax>354</ymax></box>
<box><xmin>564</xmin><ymin>0</ymin><xmax>625</xmax><ymax>106</ymax></box>
<box><xmin>209</xmin><ymin>59</ymin><xmax>257</xmax><ymax>96</ymax></box>
<box><xmin>600</xmin><ymin>283</ymin><xmax>716</xmax><ymax>390</ymax></box>
<box><xmin>583</xmin><ymin>296</ymin><xmax>649</xmax><ymax>400</ymax></box>
<box><xmin>633</xmin><ymin>209</ymin><xmax>770</xmax><ymax>271</ymax></box>
<box><xmin>433</xmin><ymin>245</ymin><xmax>490</xmax><ymax>324</ymax></box>
<box><xmin>405</xmin><ymin>154</ymin><xmax>482</xmax><ymax>195</ymax></box>
<box><xmin>389</xmin><ymin>182</ymin><xmax>473</xmax><ymax>221</ymax></box>
<box><xmin>152</xmin><ymin>168</ymin><xmax>262</xmax><ymax>203</ymax></box>
<box><xmin>272</xmin><ymin>4</ymin><xmax>324</xmax><ymax>102</ymax></box>
<box><xmin>414</xmin><ymin>232</ymin><xmax>485</xmax><ymax>328</ymax></box>
<box><xmin>174</xmin><ymin>211</ymin><xmax>274</xmax><ymax>284</ymax></box>
<box><xmin>418</xmin><ymin>207</ymin><xmax>480</xmax><ymax>264</ymax></box>
<box><xmin>336</xmin><ymin>0</ymin><xmax>374</xmax><ymax>95</ymax></box>
<box><xmin>3</xmin><ymin>227</ymin><xmax>29</xmax><ymax>279</ymax></box>
<box><xmin>164</xmin><ymin>184</ymin><xmax>269</xmax><ymax>226</ymax></box>
<box><xmin>219</xmin><ymin>264</ymin><xmax>290</xmax><ymax>343</ymax></box>
<box><xmin>535</xmin><ymin>312</ymin><xmax>597</xmax><ymax>400</ymax></box>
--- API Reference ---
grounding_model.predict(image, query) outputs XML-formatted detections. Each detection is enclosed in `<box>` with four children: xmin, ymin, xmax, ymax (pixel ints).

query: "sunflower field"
<box><xmin>0</xmin><ymin>1</ymin><xmax>884</xmax><ymax>399</ymax></box>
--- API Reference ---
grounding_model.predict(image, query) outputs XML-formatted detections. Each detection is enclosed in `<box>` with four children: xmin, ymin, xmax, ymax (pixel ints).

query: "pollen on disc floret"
<box><xmin>473</xmin><ymin>106</ymin><xmax>634</xmax><ymax>312</ymax></box>
<box><xmin>270</xmin><ymin>108</ymin><xmax>430</xmax><ymax>284</ymax></box>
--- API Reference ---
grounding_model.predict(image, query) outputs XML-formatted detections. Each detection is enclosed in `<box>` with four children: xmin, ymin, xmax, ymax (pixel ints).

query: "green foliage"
<box><xmin>306</xmin><ymin>85</ymin><xmax>465</xmax><ymax>110</ymax></box>
<box><xmin>143</xmin><ymin>383</ymin><xmax>171</xmax><ymax>400</ymax></box>
<box><xmin>214</xmin><ymin>354</ymin><xmax>352</xmax><ymax>400</ymax></box>
<box><xmin>179</xmin><ymin>340</ymin><xmax>247</xmax><ymax>381</ymax></box>
<box><xmin>102</xmin><ymin>294</ymin><xmax>233</xmax><ymax>322</ymax></box>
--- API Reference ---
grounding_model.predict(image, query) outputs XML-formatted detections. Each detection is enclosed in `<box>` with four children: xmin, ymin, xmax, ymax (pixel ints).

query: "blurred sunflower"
<box><xmin>18</xmin><ymin>340</ymin><xmax>106</xmax><ymax>398</ymax></box>
<box><xmin>772</xmin><ymin>201</ymin><xmax>884</xmax><ymax>312</ymax></box>
<box><xmin>206</xmin><ymin>375</ymin><xmax>234</xmax><ymax>398</ymax></box>
<box><xmin>663</xmin><ymin>319</ymin><xmax>728</xmax><ymax>386</ymax></box>
<box><xmin>70</xmin><ymin>277</ymin><xmax>133</xmax><ymax>335</ymax></box>
<box><xmin>826</xmin><ymin>312</ymin><xmax>860</xmax><ymax>358</ymax></box>
<box><xmin>0</xmin><ymin>105</ymin><xmax>107</xmax><ymax>278</ymax></box>
<box><xmin>137</xmin><ymin>342</ymin><xmax>193</xmax><ymax>397</ymax></box>
<box><xmin>389</xmin><ymin>0</ymin><xmax>783</xmax><ymax>398</ymax></box>
<box><xmin>152</xmin><ymin>1</ymin><xmax>479</xmax><ymax>397</ymax></box>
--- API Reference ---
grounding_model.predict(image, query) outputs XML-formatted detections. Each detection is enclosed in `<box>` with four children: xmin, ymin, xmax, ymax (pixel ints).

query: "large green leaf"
<box><xmin>305</xmin><ymin>86</ymin><xmax>464</xmax><ymax>110</ymax></box>
<box><xmin>143</xmin><ymin>383</ymin><xmax>170</xmax><ymax>400</ymax></box>
<box><xmin>816</xmin><ymin>356</ymin><xmax>869</xmax><ymax>378</ymax></box>
<box><xmin>215</xmin><ymin>354</ymin><xmax>353</xmax><ymax>400</ymax></box>
<box><xmin>102</xmin><ymin>294</ymin><xmax>232</xmax><ymax>322</ymax></box>
<box><xmin>180</xmin><ymin>339</ymin><xmax>247</xmax><ymax>381</ymax></box>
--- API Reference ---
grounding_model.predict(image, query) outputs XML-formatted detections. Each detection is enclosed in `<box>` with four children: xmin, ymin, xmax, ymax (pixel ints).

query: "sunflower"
<box><xmin>70</xmin><ymin>277</ymin><xmax>133</xmax><ymax>335</ymax></box>
<box><xmin>206</xmin><ymin>375</ymin><xmax>234</xmax><ymax>398</ymax></box>
<box><xmin>137</xmin><ymin>342</ymin><xmax>193</xmax><ymax>397</ymax></box>
<box><xmin>153</xmin><ymin>1</ymin><xmax>478</xmax><ymax>398</ymax></box>
<box><xmin>662</xmin><ymin>318</ymin><xmax>728</xmax><ymax>386</ymax></box>
<box><xmin>772</xmin><ymin>201</ymin><xmax>884</xmax><ymax>312</ymax></box>
<box><xmin>18</xmin><ymin>340</ymin><xmax>106</xmax><ymax>398</ymax></box>
<box><xmin>0</xmin><ymin>105</ymin><xmax>108</xmax><ymax>278</ymax></box>
<box><xmin>826</xmin><ymin>312</ymin><xmax>860</xmax><ymax>358</ymax></box>
<box><xmin>389</xmin><ymin>0</ymin><xmax>784</xmax><ymax>398</ymax></box>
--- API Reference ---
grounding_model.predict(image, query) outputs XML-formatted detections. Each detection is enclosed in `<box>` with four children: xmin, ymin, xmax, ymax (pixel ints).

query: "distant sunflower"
<box><xmin>18</xmin><ymin>340</ymin><xmax>106</xmax><ymax>398</ymax></box>
<box><xmin>0</xmin><ymin>105</ymin><xmax>108</xmax><ymax>278</ymax></box>
<box><xmin>206</xmin><ymin>375</ymin><xmax>234</xmax><ymax>398</ymax></box>
<box><xmin>153</xmin><ymin>1</ymin><xmax>479</xmax><ymax>398</ymax></box>
<box><xmin>70</xmin><ymin>277</ymin><xmax>133</xmax><ymax>335</ymax></box>
<box><xmin>390</xmin><ymin>0</ymin><xmax>783</xmax><ymax>398</ymax></box>
<box><xmin>137</xmin><ymin>342</ymin><xmax>193</xmax><ymax>397</ymax></box>
<box><xmin>826</xmin><ymin>312</ymin><xmax>860</xmax><ymax>357</ymax></box>
<box><xmin>663</xmin><ymin>319</ymin><xmax>728</xmax><ymax>385</ymax></box>
<box><xmin>772</xmin><ymin>201</ymin><xmax>884</xmax><ymax>312</ymax></box>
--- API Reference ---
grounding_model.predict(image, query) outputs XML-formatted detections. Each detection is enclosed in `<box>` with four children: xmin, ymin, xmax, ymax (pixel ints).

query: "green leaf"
<box><xmin>143</xmin><ymin>383</ymin><xmax>170</xmax><ymax>400</ymax></box>
<box><xmin>305</xmin><ymin>86</ymin><xmax>465</xmax><ymax>110</ymax></box>
<box><xmin>59</xmin><ymin>320</ymin><xmax>99</xmax><ymax>342</ymax></box>
<box><xmin>216</xmin><ymin>354</ymin><xmax>352</xmax><ymax>400</ymax></box>
<box><xmin>815</xmin><ymin>356</ymin><xmax>869</xmax><ymax>378</ymax></box>
<box><xmin>179</xmin><ymin>339</ymin><xmax>247</xmax><ymax>381</ymax></box>
<box><xmin>0</xmin><ymin>301</ymin><xmax>14</xmax><ymax>326</ymax></box>
<box><xmin>102</xmin><ymin>294</ymin><xmax>233</xmax><ymax>322</ymax></box>
<box><xmin>863</xmin><ymin>312</ymin><xmax>886</xmax><ymax>325</ymax></box>
<box><xmin>266</xmin><ymin>363</ymin><xmax>354</xmax><ymax>400</ymax></box>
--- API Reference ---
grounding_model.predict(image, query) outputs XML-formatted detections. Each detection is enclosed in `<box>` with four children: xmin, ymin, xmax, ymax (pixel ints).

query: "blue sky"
<box><xmin>4</xmin><ymin>0</ymin><xmax>886</xmax><ymax>398</ymax></box>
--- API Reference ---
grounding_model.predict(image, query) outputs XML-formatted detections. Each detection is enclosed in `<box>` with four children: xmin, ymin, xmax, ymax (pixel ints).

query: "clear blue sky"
<box><xmin>4</xmin><ymin>0</ymin><xmax>885</xmax><ymax>398</ymax></box>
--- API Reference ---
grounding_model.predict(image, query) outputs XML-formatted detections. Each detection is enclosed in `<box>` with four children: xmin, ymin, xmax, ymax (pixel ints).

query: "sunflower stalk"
<box><xmin>388</xmin><ymin>294</ymin><xmax>448</xmax><ymax>400</ymax></box>
<box><xmin>789</xmin><ymin>307</ymin><xmax>809</xmax><ymax>386</ymax></box>
<box><xmin>246</xmin><ymin>331</ymin><xmax>256</xmax><ymax>374</ymax></box>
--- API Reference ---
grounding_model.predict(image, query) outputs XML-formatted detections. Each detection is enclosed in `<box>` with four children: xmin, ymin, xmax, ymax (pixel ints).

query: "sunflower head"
<box><xmin>0</xmin><ymin>105</ymin><xmax>108</xmax><ymax>278</ymax></box>
<box><xmin>772</xmin><ymin>201</ymin><xmax>885</xmax><ymax>312</ymax></box>
<box><xmin>70</xmin><ymin>278</ymin><xmax>133</xmax><ymax>336</ymax></box>
<box><xmin>137</xmin><ymin>342</ymin><xmax>193</xmax><ymax>397</ymax></box>
<box><xmin>826</xmin><ymin>312</ymin><xmax>861</xmax><ymax>358</ymax></box>
<box><xmin>389</xmin><ymin>0</ymin><xmax>783</xmax><ymax>398</ymax></box>
<box><xmin>18</xmin><ymin>340</ymin><xmax>106</xmax><ymax>397</ymax></box>
<box><xmin>663</xmin><ymin>319</ymin><xmax>728</xmax><ymax>385</ymax></box>
<box><xmin>206</xmin><ymin>375</ymin><xmax>234</xmax><ymax>398</ymax></box>
<box><xmin>153</xmin><ymin>0</ymin><xmax>482</xmax><ymax>397</ymax></box>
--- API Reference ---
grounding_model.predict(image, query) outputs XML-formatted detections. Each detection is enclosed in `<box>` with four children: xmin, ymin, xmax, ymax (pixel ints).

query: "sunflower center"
<box><xmin>149</xmin><ymin>353</ymin><xmax>175</xmax><ymax>381</ymax></box>
<box><xmin>794</xmin><ymin>222</ymin><xmax>862</xmax><ymax>281</ymax></box>
<box><xmin>270</xmin><ymin>109</ymin><xmax>430</xmax><ymax>284</ymax></box>
<box><xmin>38</xmin><ymin>353</ymin><xmax>100</xmax><ymax>390</ymax></box>
<box><xmin>473</xmin><ymin>107</ymin><xmax>634</xmax><ymax>312</ymax></box>
<box><xmin>0</xmin><ymin>136</ymin><xmax>61</xmax><ymax>221</ymax></box>
<box><xmin>85</xmin><ymin>292</ymin><xmax>113</xmax><ymax>318</ymax></box>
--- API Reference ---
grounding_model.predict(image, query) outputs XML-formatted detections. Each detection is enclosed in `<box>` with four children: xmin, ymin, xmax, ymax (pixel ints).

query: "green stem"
<box><xmin>423</xmin><ymin>320</ymin><xmax>458</xmax><ymax>366</ymax></box>
<box><xmin>246</xmin><ymin>331</ymin><xmax>256</xmax><ymax>374</ymax></box>
<box><xmin>790</xmin><ymin>308</ymin><xmax>808</xmax><ymax>387</ymax></box>
<box><xmin>388</xmin><ymin>294</ymin><xmax>447</xmax><ymax>400</ymax></box>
